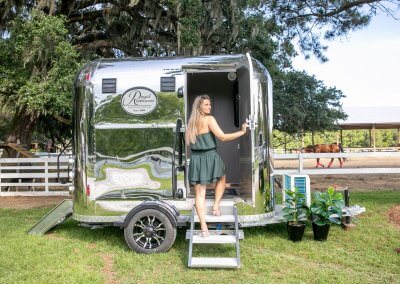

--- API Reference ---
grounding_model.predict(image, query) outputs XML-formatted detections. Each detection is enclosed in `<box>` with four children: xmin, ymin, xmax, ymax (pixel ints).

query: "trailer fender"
<box><xmin>118</xmin><ymin>200</ymin><xmax>184</xmax><ymax>228</ymax></box>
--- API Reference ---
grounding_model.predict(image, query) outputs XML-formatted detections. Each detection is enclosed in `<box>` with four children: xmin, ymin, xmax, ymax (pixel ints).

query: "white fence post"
<box><xmin>298</xmin><ymin>152</ymin><xmax>303</xmax><ymax>173</ymax></box>
<box><xmin>44</xmin><ymin>159</ymin><xmax>49</xmax><ymax>193</ymax></box>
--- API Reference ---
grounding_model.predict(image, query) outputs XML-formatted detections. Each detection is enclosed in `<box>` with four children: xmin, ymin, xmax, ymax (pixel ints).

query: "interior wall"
<box><xmin>187</xmin><ymin>72</ymin><xmax>241</xmax><ymax>183</ymax></box>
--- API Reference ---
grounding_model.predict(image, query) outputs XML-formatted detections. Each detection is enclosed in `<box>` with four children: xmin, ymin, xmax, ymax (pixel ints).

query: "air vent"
<box><xmin>160</xmin><ymin>77</ymin><xmax>176</xmax><ymax>92</ymax></box>
<box><xmin>102</xmin><ymin>78</ymin><xmax>117</xmax><ymax>93</ymax></box>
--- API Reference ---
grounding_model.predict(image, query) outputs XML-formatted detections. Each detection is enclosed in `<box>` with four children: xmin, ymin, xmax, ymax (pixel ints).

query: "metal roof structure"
<box><xmin>339</xmin><ymin>106</ymin><xmax>400</xmax><ymax>130</ymax></box>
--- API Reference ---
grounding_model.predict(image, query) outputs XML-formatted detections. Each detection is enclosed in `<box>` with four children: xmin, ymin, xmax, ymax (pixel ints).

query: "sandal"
<box><xmin>212</xmin><ymin>208</ymin><xmax>222</xmax><ymax>216</ymax></box>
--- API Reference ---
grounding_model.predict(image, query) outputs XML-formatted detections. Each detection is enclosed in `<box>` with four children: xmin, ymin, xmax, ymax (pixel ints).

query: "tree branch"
<box><xmin>53</xmin><ymin>114</ymin><xmax>70</xmax><ymax>125</ymax></box>
<box><xmin>290</xmin><ymin>0</ymin><xmax>379</xmax><ymax>19</ymax></box>
<box><xmin>68</xmin><ymin>9</ymin><xmax>104</xmax><ymax>23</ymax></box>
<box><xmin>74</xmin><ymin>39</ymin><xmax>116</xmax><ymax>49</ymax></box>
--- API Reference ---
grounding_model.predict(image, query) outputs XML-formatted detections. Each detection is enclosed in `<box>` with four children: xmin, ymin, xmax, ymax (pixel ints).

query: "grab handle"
<box><xmin>172</xmin><ymin>118</ymin><xmax>184</xmax><ymax>199</ymax></box>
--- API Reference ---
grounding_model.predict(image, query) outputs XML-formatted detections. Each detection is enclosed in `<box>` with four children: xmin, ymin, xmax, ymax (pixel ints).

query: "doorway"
<box><xmin>185</xmin><ymin>71</ymin><xmax>251</xmax><ymax>200</ymax></box>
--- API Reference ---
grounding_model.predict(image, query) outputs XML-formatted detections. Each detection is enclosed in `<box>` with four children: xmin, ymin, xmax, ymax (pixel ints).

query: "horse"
<box><xmin>303</xmin><ymin>143</ymin><xmax>344</xmax><ymax>168</ymax></box>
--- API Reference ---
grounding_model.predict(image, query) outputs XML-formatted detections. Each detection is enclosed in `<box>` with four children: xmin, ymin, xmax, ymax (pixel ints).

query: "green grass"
<box><xmin>1</xmin><ymin>191</ymin><xmax>399</xmax><ymax>283</ymax></box>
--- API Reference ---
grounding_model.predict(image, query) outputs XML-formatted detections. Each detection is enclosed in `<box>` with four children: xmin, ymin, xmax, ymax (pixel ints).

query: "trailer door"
<box><xmin>237</xmin><ymin>54</ymin><xmax>258</xmax><ymax>206</ymax></box>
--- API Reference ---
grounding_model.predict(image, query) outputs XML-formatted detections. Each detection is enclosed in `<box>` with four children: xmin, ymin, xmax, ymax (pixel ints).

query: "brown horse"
<box><xmin>303</xmin><ymin>143</ymin><xmax>344</xmax><ymax>168</ymax></box>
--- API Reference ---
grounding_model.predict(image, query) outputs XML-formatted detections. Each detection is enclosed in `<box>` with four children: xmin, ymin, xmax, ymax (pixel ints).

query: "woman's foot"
<box><xmin>212</xmin><ymin>207</ymin><xmax>222</xmax><ymax>216</ymax></box>
<box><xmin>199</xmin><ymin>230</ymin><xmax>210</xmax><ymax>237</ymax></box>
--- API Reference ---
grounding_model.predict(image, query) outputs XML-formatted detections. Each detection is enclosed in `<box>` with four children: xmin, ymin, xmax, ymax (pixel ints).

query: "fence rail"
<box><xmin>0</xmin><ymin>156</ymin><xmax>72</xmax><ymax>196</ymax></box>
<box><xmin>272</xmin><ymin>152</ymin><xmax>400</xmax><ymax>175</ymax></box>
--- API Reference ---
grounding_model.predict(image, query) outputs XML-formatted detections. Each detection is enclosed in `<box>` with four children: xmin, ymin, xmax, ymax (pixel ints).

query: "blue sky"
<box><xmin>292</xmin><ymin>12</ymin><xmax>400</xmax><ymax>107</ymax></box>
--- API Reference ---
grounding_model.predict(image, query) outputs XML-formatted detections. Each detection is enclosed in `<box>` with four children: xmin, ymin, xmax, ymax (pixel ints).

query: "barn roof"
<box><xmin>339</xmin><ymin>106</ymin><xmax>400</xmax><ymax>129</ymax></box>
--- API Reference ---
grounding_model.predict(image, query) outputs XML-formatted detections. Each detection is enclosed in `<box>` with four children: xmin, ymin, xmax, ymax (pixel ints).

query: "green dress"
<box><xmin>189</xmin><ymin>132</ymin><xmax>226</xmax><ymax>185</ymax></box>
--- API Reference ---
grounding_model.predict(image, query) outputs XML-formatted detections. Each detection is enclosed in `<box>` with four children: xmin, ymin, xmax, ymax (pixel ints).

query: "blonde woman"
<box><xmin>186</xmin><ymin>95</ymin><xmax>248</xmax><ymax>237</ymax></box>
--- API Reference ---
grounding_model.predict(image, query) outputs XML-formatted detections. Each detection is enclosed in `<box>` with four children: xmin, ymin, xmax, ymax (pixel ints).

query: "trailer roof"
<box><xmin>339</xmin><ymin>106</ymin><xmax>400</xmax><ymax>129</ymax></box>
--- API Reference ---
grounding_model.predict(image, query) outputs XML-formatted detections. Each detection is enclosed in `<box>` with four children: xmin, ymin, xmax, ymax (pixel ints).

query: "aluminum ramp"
<box><xmin>27</xmin><ymin>199</ymin><xmax>73</xmax><ymax>235</ymax></box>
<box><xmin>187</xmin><ymin>201</ymin><xmax>243</xmax><ymax>269</ymax></box>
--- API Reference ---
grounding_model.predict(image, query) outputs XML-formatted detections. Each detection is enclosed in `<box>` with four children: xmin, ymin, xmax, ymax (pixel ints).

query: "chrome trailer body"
<box><xmin>72</xmin><ymin>54</ymin><xmax>275</xmax><ymax>228</ymax></box>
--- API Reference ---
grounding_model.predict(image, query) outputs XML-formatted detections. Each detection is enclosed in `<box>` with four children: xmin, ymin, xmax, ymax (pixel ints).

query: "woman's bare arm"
<box><xmin>207</xmin><ymin>116</ymin><xmax>247</xmax><ymax>142</ymax></box>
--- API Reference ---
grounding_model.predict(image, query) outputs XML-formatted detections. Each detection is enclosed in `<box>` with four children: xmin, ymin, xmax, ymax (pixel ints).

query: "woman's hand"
<box><xmin>241</xmin><ymin>122</ymin><xmax>249</xmax><ymax>134</ymax></box>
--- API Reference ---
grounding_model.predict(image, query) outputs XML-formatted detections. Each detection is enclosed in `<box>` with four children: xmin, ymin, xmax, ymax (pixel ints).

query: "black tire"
<box><xmin>124</xmin><ymin>208</ymin><xmax>177</xmax><ymax>254</ymax></box>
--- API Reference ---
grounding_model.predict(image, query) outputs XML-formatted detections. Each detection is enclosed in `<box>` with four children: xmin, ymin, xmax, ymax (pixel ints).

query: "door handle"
<box><xmin>172</xmin><ymin>119</ymin><xmax>184</xmax><ymax>199</ymax></box>
<box><xmin>246</xmin><ymin>115</ymin><xmax>258</xmax><ymax>130</ymax></box>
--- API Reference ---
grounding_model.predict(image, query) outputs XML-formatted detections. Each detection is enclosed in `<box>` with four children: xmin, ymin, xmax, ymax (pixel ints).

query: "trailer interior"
<box><xmin>185</xmin><ymin>68</ymin><xmax>252</xmax><ymax>203</ymax></box>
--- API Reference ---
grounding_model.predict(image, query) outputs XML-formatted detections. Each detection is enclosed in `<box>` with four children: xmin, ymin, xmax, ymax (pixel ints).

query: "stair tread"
<box><xmin>194</xmin><ymin>215</ymin><xmax>235</xmax><ymax>223</ymax></box>
<box><xmin>192</xmin><ymin>234</ymin><xmax>236</xmax><ymax>244</ymax></box>
<box><xmin>190</xmin><ymin>257</ymin><xmax>239</xmax><ymax>268</ymax></box>
<box><xmin>186</xmin><ymin>230</ymin><xmax>244</xmax><ymax>240</ymax></box>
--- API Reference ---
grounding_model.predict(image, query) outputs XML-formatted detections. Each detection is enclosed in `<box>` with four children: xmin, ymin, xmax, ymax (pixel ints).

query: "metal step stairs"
<box><xmin>187</xmin><ymin>202</ymin><xmax>243</xmax><ymax>269</ymax></box>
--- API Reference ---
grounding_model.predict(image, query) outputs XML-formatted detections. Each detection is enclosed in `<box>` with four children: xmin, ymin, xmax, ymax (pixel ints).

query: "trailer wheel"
<box><xmin>124</xmin><ymin>208</ymin><xmax>176</xmax><ymax>254</ymax></box>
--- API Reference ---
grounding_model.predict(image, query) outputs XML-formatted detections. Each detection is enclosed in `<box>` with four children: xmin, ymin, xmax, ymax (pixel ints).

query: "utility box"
<box><xmin>283</xmin><ymin>174</ymin><xmax>311</xmax><ymax>207</ymax></box>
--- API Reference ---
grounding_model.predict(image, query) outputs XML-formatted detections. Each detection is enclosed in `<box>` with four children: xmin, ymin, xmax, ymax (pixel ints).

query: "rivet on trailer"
<box><xmin>27</xmin><ymin>53</ymin><xmax>328</xmax><ymax>268</ymax></box>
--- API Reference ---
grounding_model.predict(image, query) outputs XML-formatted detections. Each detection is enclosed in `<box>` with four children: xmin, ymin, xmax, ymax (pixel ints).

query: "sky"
<box><xmin>292</xmin><ymin>11</ymin><xmax>400</xmax><ymax>108</ymax></box>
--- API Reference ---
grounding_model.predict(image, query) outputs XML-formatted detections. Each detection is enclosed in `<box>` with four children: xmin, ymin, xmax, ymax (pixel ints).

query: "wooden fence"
<box><xmin>0</xmin><ymin>156</ymin><xmax>72</xmax><ymax>196</ymax></box>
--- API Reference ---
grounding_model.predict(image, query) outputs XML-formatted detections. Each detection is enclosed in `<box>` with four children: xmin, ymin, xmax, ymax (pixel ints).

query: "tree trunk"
<box><xmin>2</xmin><ymin>107</ymin><xmax>40</xmax><ymax>158</ymax></box>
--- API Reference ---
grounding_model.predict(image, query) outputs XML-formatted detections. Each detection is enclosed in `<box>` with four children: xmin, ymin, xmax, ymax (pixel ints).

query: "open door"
<box><xmin>235</xmin><ymin>53</ymin><xmax>258</xmax><ymax>206</ymax></box>
<box><xmin>183</xmin><ymin>54</ymin><xmax>257</xmax><ymax>205</ymax></box>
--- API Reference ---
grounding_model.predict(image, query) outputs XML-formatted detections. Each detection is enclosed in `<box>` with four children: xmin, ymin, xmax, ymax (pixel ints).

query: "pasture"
<box><xmin>0</xmin><ymin>191</ymin><xmax>399</xmax><ymax>283</ymax></box>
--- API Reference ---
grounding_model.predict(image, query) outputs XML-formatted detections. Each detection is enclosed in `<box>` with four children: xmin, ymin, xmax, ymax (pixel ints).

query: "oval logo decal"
<box><xmin>120</xmin><ymin>87</ymin><xmax>158</xmax><ymax>115</ymax></box>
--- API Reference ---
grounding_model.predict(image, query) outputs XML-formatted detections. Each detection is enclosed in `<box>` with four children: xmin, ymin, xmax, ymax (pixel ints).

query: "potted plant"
<box><xmin>282</xmin><ymin>187</ymin><xmax>309</xmax><ymax>242</ymax></box>
<box><xmin>310</xmin><ymin>187</ymin><xmax>345</xmax><ymax>241</ymax></box>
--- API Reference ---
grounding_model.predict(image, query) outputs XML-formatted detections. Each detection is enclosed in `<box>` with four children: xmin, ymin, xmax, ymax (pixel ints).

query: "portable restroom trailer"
<box><xmin>72</xmin><ymin>53</ymin><xmax>275</xmax><ymax>254</ymax></box>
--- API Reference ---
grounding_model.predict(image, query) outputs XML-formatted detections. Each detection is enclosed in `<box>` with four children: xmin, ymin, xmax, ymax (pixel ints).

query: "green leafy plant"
<box><xmin>282</xmin><ymin>187</ymin><xmax>309</xmax><ymax>224</ymax></box>
<box><xmin>310</xmin><ymin>187</ymin><xmax>345</xmax><ymax>226</ymax></box>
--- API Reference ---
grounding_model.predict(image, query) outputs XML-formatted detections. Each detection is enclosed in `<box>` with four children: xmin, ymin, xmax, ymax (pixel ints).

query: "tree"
<box><xmin>274</xmin><ymin>70</ymin><xmax>347</xmax><ymax>143</ymax></box>
<box><xmin>0</xmin><ymin>10</ymin><xmax>83</xmax><ymax>149</ymax></box>
<box><xmin>0</xmin><ymin>0</ymin><xmax>398</xmax><ymax>146</ymax></box>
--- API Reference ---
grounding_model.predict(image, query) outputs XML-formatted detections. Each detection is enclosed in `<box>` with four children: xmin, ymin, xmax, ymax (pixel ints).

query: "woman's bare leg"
<box><xmin>195</xmin><ymin>184</ymin><xmax>208</xmax><ymax>234</ymax></box>
<box><xmin>213</xmin><ymin>175</ymin><xmax>226</xmax><ymax>213</ymax></box>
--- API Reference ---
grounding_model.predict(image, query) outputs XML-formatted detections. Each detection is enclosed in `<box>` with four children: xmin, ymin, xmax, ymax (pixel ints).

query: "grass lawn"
<box><xmin>0</xmin><ymin>191</ymin><xmax>399</xmax><ymax>283</ymax></box>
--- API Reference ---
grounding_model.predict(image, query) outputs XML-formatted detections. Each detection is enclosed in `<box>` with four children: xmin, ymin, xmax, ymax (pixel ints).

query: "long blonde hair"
<box><xmin>187</xmin><ymin>95</ymin><xmax>210</xmax><ymax>144</ymax></box>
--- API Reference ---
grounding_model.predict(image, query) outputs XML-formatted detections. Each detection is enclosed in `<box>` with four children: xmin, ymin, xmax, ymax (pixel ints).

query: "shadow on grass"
<box><xmin>34</xmin><ymin>211</ymin><xmax>292</xmax><ymax>263</ymax></box>
<box><xmin>50</xmin><ymin>218</ymin><xmax>128</xmax><ymax>251</ymax></box>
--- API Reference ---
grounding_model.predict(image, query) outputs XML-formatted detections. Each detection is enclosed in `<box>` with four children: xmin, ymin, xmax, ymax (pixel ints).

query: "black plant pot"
<box><xmin>286</xmin><ymin>222</ymin><xmax>306</xmax><ymax>242</ymax></box>
<box><xmin>312</xmin><ymin>222</ymin><xmax>330</xmax><ymax>241</ymax></box>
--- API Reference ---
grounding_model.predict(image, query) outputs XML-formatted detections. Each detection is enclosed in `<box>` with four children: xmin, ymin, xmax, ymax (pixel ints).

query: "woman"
<box><xmin>186</xmin><ymin>95</ymin><xmax>248</xmax><ymax>237</ymax></box>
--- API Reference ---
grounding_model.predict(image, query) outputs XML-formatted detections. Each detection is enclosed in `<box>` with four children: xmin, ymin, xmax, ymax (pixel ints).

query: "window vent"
<box><xmin>102</xmin><ymin>78</ymin><xmax>117</xmax><ymax>93</ymax></box>
<box><xmin>160</xmin><ymin>77</ymin><xmax>176</xmax><ymax>92</ymax></box>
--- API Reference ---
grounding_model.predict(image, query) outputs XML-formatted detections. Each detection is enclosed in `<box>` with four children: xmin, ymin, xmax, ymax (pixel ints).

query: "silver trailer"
<box><xmin>71</xmin><ymin>53</ymin><xmax>276</xmax><ymax>256</ymax></box>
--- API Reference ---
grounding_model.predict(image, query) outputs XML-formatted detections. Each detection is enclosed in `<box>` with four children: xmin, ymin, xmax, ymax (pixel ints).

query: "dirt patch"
<box><xmin>87</xmin><ymin>243</ymin><xmax>97</xmax><ymax>249</ymax></box>
<box><xmin>310</xmin><ymin>174</ymin><xmax>400</xmax><ymax>191</ymax></box>
<box><xmin>101</xmin><ymin>254</ymin><xmax>117</xmax><ymax>284</ymax></box>
<box><xmin>0</xmin><ymin>196</ymin><xmax>67</xmax><ymax>209</ymax></box>
<box><xmin>46</xmin><ymin>232</ymin><xmax>66</xmax><ymax>240</ymax></box>
<box><xmin>388</xmin><ymin>205</ymin><xmax>400</xmax><ymax>229</ymax></box>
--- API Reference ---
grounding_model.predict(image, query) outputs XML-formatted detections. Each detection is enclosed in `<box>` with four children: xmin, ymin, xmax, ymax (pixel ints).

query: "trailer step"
<box><xmin>186</xmin><ymin>230</ymin><xmax>244</xmax><ymax>241</ymax></box>
<box><xmin>190</xmin><ymin>257</ymin><xmax>239</xmax><ymax>268</ymax></box>
<box><xmin>187</xmin><ymin>206</ymin><xmax>241</xmax><ymax>269</ymax></box>
<box><xmin>27</xmin><ymin>199</ymin><xmax>73</xmax><ymax>235</ymax></box>
<box><xmin>194</xmin><ymin>214</ymin><xmax>235</xmax><ymax>223</ymax></box>
<box><xmin>193</xmin><ymin>234</ymin><xmax>236</xmax><ymax>244</ymax></box>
